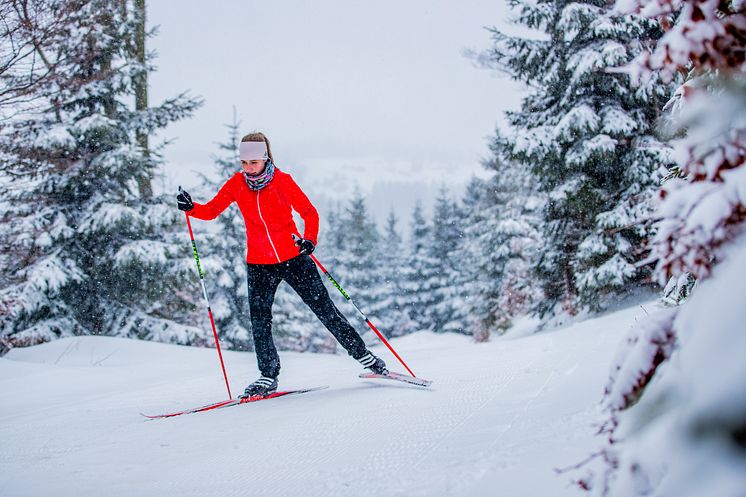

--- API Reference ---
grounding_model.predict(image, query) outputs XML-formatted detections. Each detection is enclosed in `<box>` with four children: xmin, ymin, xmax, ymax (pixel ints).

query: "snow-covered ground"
<box><xmin>0</xmin><ymin>303</ymin><xmax>653</xmax><ymax>497</ymax></box>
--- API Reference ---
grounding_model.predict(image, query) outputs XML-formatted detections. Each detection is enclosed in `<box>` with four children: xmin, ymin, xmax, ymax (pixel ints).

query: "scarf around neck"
<box><xmin>244</xmin><ymin>160</ymin><xmax>275</xmax><ymax>191</ymax></box>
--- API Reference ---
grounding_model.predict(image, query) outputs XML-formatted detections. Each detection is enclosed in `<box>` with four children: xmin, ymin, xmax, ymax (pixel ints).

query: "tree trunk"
<box><xmin>134</xmin><ymin>0</ymin><xmax>152</xmax><ymax>198</ymax></box>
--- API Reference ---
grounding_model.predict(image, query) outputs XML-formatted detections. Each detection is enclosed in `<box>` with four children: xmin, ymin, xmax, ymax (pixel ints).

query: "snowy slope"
<box><xmin>0</xmin><ymin>303</ymin><xmax>652</xmax><ymax>497</ymax></box>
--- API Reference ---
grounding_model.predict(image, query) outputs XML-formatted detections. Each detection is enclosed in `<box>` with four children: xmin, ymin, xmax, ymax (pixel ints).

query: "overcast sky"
<box><xmin>148</xmin><ymin>0</ymin><xmax>524</xmax><ymax>226</ymax></box>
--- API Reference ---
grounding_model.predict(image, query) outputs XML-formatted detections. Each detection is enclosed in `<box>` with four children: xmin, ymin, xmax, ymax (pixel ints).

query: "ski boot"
<box><xmin>240</xmin><ymin>376</ymin><xmax>278</xmax><ymax>399</ymax></box>
<box><xmin>357</xmin><ymin>351</ymin><xmax>389</xmax><ymax>375</ymax></box>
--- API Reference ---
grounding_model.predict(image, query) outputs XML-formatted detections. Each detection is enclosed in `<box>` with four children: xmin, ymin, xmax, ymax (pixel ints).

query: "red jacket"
<box><xmin>189</xmin><ymin>169</ymin><xmax>319</xmax><ymax>265</ymax></box>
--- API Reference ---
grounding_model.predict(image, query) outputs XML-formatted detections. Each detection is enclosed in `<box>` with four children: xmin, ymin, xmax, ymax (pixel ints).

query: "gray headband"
<box><xmin>239</xmin><ymin>141</ymin><xmax>269</xmax><ymax>161</ymax></box>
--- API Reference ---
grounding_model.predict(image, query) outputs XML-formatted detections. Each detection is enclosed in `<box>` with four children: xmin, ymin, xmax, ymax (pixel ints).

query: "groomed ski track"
<box><xmin>0</xmin><ymin>303</ymin><xmax>649</xmax><ymax>497</ymax></box>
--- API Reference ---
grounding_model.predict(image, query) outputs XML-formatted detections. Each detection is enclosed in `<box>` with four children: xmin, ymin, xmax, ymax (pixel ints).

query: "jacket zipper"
<box><xmin>256</xmin><ymin>190</ymin><xmax>281</xmax><ymax>263</ymax></box>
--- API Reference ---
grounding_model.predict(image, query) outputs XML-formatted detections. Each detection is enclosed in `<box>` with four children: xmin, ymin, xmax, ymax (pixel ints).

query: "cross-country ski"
<box><xmin>141</xmin><ymin>386</ymin><xmax>329</xmax><ymax>419</ymax></box>
<box><xmin>358</xmin><ymin>371</ymin><xmax>432</xmax><ymax>388</ymax></box>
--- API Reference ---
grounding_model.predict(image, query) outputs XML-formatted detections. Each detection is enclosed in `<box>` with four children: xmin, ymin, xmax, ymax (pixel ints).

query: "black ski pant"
<box><xmin>246</xmin><ymin>254</ymin><xmax>368</xmax><ymax>378</ymax></box>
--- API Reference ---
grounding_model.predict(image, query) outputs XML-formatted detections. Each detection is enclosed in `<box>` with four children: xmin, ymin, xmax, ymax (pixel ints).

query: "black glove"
<box><xmin>295</xmin><ymin>238</ymin><xmax>315</xmax><ymax>256</ymax></box>
<box><xmin>177</xmin><ymin>187</ymin><xmax>194</xmax><ymax>212</ymax></box>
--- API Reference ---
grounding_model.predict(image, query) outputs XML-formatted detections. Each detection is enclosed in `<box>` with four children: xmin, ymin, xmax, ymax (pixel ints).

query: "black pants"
<box><xmin>247</xmin><ymin>255</ymin><xmax>367</xmax><ymax>378</ymax></box>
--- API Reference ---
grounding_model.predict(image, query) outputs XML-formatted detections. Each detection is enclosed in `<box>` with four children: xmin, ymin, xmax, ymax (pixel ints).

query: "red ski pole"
<box><xmin>182</xmin><ymin>199</ymin><xmax>232</xmax><ymax>399</ymax></box>
<box><xmin>293</xmin><ymin>235</ymin><xmax>417</xmax><ymax>377</ymax></box>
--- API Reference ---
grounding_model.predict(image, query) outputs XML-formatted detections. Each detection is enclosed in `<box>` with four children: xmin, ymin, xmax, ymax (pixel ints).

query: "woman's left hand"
<box><xmin>296</xmin><ymin>238</ymin><xmax>315</xmax><ymax>255</ymax></box>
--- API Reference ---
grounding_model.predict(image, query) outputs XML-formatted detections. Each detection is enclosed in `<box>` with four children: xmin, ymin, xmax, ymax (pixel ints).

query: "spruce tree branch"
<box><xmin>604</xmin><ymin>216</ymin><xmax>662</xmax><ymax>236</ymax></box>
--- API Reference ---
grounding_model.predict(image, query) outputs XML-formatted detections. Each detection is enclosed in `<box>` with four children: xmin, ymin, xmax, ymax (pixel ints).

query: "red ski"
<box><xmin>141</xmin><ymin>386</ymin><xmax>328</xmax><ymax>419</ymax></box>
<box><xmin>359</xmin><ymin>371</ymin><xmax>432</xmax><ymax>388</ymax></box>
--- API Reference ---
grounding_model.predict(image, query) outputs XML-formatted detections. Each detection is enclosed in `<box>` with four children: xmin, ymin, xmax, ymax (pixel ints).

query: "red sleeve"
<box><xmin>284</xmin><ymin>174</ymin><xmax>319</xmax><ymax>245</ymax></box>
<box><xmin>189</xmin><ymin>176</ymin><xmax>235</xmax><ymax>221</ymax></box>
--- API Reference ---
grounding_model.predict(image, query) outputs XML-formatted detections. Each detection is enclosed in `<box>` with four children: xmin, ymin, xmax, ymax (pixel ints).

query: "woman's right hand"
<box><xmin>177</xmin><ymin>187</ymin><xmax>194</xmax><ymax>212</ymax></box>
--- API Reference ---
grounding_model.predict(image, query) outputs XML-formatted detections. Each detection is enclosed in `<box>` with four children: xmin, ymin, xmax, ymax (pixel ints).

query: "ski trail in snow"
<box><xmin>412</xmin><ymin>351</ymin><xmax>541</xmax><ymax>470</ymax></box>
<box><xmin>402</xmin><ymin>346</ymin><xmax>560</xmax><ymax>497</ymax></box>
<box><xmin>0</xmin><ymin>304</ymin><xmax>648</xmax><ymax>497</ymax></box>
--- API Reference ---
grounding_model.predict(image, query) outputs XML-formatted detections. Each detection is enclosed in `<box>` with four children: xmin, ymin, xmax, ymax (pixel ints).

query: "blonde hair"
<box><xmin>241</xmin><ymin>132</ymin><xmax>275</xmax><ymax>164</ymax></box>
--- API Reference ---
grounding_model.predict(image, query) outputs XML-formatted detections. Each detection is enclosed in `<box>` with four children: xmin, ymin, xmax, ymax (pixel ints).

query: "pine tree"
<box><xmin>331</xmin><ymin>189</ymin><xmax>384</xmax><ymax>337</ymax></box>
<box><xmin>466</xmin><ymin>173</ymin><xmax>525</xmax><ymax>339</ymax></box>
<box><xmin>400</xmin><ymin>201</ymin><xmax>438</xmax><ymax>332</ymax></box>
<box><xmin>425</xmin><ymin>187</ymin><xmax>467</xmax><ymax>333</ymax></box>
<box><xmin>319</xmin><ymin>202</ymin><xmax>345</xmax><ymax>270</ymax></box>
<box><xmin>374</xmin><ymin>210</ymin><xmax>414</xmax><ymax>337</ymax></box>
<box><xmin>0</xmin><ymin>0</ymin><xmax>202</xmax><ymax>349</ymax></box>
<box><xmin>482</xmin><ymin>0</ymin><xmax>675</xmax><ymax>316</ymax></box>
<box><xmin>299</xmin><ymin>202</ymin><xmax>349</xmax><ymax>348</ymax></box>
<box><xmin>487</xmin><ymin>147</ymin><xmax>544</xmax><ymax>327</ymax></box>
<box><xmin>461</xmin><ymin>152</ymin><xmax>543</xmax><ymax>340</ymax></box>
<box><xmin>198</xmin><ymin>109</ymin><xmax>252</xmax><ymax>350</ymax></box>
<box><xmin>456</xmin><ymin>177</ymin><xmax>489</xmax><ymax>339</ymax></box>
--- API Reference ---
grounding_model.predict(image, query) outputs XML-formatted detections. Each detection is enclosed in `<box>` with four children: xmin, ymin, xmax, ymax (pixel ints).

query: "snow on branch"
<box><xmin>610</xmin><ymin>0</ymin><xmax>746</xmax><ymax>283</ymax></box>
<box><xmin>645</xmin><ymin>76</ymin><xmax>746</xmax><ymax>283</ymax></box>
<box><xmin>615</xmin><ymin>0</ymin><xmax>746</xmax><ymax>83</ymax></box>
<box><xmin>603</xmin><ymin>308</ymin><xmax>678</xmax><ymax>413</ymax></box>
<box><xmin>553</xmin><ymin>104</ymin><xmax>601</xmax><ymax>142</ymax></box>
<box><xmin>114</xmin><ymin>240</ymin><xmax>170</xmax><ymax>266</ymax></box>
<box><xmin>77</xmin><ymin>202</ymin><xmax>139</xmax><ymax>233</ymax></box>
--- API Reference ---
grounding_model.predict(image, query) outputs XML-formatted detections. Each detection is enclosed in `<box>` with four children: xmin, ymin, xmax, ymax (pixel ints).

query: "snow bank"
<box><xmin>0</xmin><ymin>304</ymin><xmax>652</xmax><ymax>497</ymax></box>
<box><xmin>585</xmin><ymin>237</ymin><xmax>746</xmax><ymax>497</ymax></box>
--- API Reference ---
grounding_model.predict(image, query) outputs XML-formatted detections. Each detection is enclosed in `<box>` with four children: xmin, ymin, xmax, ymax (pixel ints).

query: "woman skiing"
<box><xmin>176</xmin><ymin>132</ymin><xmax>387</xmax><ymax>398</ymax></box>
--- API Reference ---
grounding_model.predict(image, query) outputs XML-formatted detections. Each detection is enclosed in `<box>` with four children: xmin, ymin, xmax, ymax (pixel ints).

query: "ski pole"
<box><xmin>181</xmin><ymin>187</ymin><xmax>232</xmax><ymax>399</ymax></box>
<box><xmin>293</xmin><ymin>234</ymin><xmax>417</xmax><ymax>377</ymax></box>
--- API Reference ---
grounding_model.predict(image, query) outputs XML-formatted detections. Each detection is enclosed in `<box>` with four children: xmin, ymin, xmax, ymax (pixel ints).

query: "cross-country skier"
<box><xmin>176</xmin><ymin>132</ymin><xmax>388</xmax><ymax>398</ymax></box>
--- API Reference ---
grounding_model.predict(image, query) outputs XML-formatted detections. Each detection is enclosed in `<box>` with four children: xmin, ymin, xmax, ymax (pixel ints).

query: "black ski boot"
<box><xmin>240</xmin><ymin>376</ymin><xmax>278</xmax><ymax>398</ymax></box>
<box><xmin>357</xmin><ymin>351</ymin><xmax>389</xmax><ymax>375</ymax></box>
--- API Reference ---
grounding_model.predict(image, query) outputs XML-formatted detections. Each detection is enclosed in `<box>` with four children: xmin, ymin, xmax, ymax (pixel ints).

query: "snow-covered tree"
<box><xmin>482</xmin><ymin>0</ymin><xmax>675</xmax><ymax>316</ymax></box>
<box><xmin>329</xmin><ymin>189</ymin><xmax>384</xmax><ymax>338</ymax></box>
<box><xmin>458</xmin><ymin>177</ymin><xmax>493</xmax><ymax>340</ymax></box>
<box><xmin>278</xmin><ymin>191</ymin><xmax>385</xmax><ymax>349</ymax></box>
<box><xmin>319</xmin><ymin>201</ymin><xmax>344</xmax><ymax>270</ymax></box>
<box><xmin>400</xmin><ymin>201</ymin><xmax>438</xmax><ymax>332</ymax></box>
<box><xmin>304</xmin><ymin>202</ymin><xmax>349</xmax><ymax>346</ymax></box>
<box><xmin>579</xmin><ymin>2</ymin><xmax>746</xmax><ymax>495</ymax></box>
<box><xmin>374</xmin><ymin>210</ymin><xmax>415</xmax><ymax>337</ymax></box>
<box><xmin>490</xmin><ymin>152</ymin><xmax>543</xmax><ymax>325</ymax></box>
<box><xmin>0</xmin><ymin>0</ymin><xmax>202</xmax><ymax>351</ymax></box>
<box><xmin>461</xmin><ymin>147</ymin><xmax>543</xmax><ymax>340</ymax></box>
<box><xmin>197</xmin><ymin>110</ymin><xmax>252</xmax><ymax>350</ymax></box>
<box><xmin>423</xmin><ymin>187</ymin><xmax>467</xmax><ymax>333</ymax></box>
